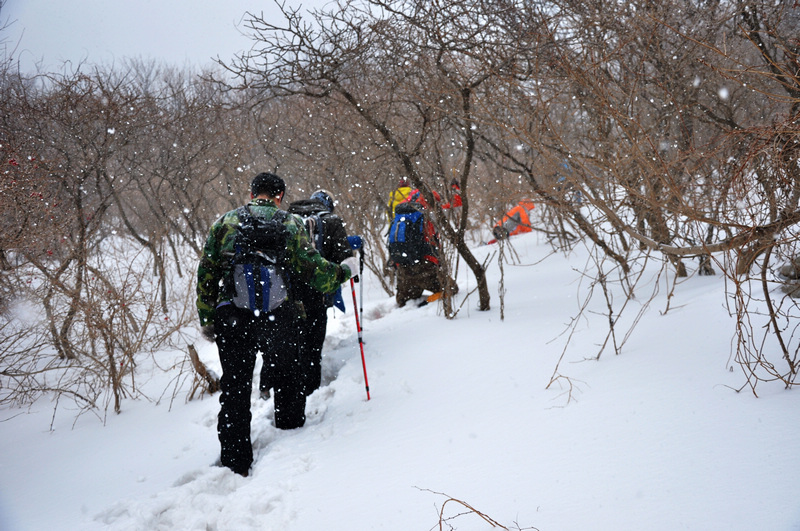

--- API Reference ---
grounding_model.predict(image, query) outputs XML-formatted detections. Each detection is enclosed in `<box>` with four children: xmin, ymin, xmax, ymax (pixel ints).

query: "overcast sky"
<box><xmin>2</xmin><ymin>0</ymin><xmax>330</xmax><ymax>72</ymax></box>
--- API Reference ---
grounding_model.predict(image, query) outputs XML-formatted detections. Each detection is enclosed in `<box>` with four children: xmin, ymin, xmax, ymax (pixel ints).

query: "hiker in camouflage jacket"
<box><xmin>196</xmin><ymin>198</ymin><xmax>351</xmax><ymax>328</ymax></box>
<box><xmin>196</xmin><ymin>172</ymin><xmax>357</xmax><ymax>477</ymax></box>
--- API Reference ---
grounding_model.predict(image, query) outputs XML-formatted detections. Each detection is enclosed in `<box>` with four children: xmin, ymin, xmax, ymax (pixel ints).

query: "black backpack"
<box><xmin>230</xmin><ymin>206</ymin><xmax>291</xmax><ymax>313</ymax></box>
<box><xmin>388</xmin><ymin>201</ymin><xmax>435</xmax><ymax>265</ymax></box>
<box><xmin>288</xmin><ymin>199</ymin><xmax>327</xmax><ymax>255</ymax></box>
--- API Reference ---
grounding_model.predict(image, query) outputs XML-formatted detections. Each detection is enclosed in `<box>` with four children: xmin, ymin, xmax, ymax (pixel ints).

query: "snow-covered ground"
<box><xmin>1</xmin><ymin>231</ymin><xmax>799</xmax><ymax>530</ymax></box>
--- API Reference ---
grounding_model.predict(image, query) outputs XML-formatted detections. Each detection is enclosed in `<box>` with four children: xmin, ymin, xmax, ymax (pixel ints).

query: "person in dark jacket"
<box><xmin>390</xmin><ymin>193</ymin><xmax>446</xmax><ymax>307</ymax></box>
<box><xmin>393</xmin><ymin>226</ymin><xmax>443</xmax><ymax>307</ymax></box>
<box><xmin>261</xmin><ymin>189</ymin><xmax>353</xmax><ymax>397</ymax></box>
<box><xmin>196</xmin><ymin>172</ymin><xmax>358</xmax><ymax>477</ymax></box>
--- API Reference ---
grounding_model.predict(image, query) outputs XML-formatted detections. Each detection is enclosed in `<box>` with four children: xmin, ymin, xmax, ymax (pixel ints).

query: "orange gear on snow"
<box><xmin>491</xmin><ymin>200</ymin><xmax>535</xmax><ymax>241</ymax></box>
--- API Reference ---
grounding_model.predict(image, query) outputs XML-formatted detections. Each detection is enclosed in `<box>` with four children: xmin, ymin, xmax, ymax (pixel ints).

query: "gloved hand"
<box><xmin>347</xmin><ymin>235</ymin><xmax>363</xmax><ymax>251</ymax></box>
<box><xmin>201</xmin><ymin>325</ymin><xmax>216</xmax><ymax>342</ymax></box>
<box><xmin>341</xmin><ymin>256</ymin><xmax>360</xmax><ymax>282</ymax></box>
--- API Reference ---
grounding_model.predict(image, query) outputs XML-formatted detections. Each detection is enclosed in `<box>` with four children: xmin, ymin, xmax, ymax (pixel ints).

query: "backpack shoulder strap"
<box><xmin>237</xmin><ymin>205</ymin><xmax>253</xmax><ymax>224</ymax></box>
<box><xmin>233</xmin><ymin>206</ymin><xmax>252</xmax><ymax>256</ymax></box>
<box><xmin>304</xmin><ymin>216</ymin><xmax>318</xmax><ymax>248</ymax></box>
<box><xmin>271</xmin><ymin>208</ymin><xmax>289</xmax><ymax>223</ymax></box>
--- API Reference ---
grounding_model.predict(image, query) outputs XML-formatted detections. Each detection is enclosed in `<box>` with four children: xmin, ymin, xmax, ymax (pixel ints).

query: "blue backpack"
<box><xmin>230</xmin><ymin>206</ymin><xmax>291</xmax><ymax>314</ymax></box>
<box><xmin>388</xmin><ymin>202</ymin><xmax>435</xmax><ymax>265</ymax></box>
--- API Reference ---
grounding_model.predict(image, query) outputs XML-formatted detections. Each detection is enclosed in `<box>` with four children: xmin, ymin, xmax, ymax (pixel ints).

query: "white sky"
<box><xmin>2</xmin><ymin>0</ymin><xmax>331</xmax><ymax>72</ymax></box>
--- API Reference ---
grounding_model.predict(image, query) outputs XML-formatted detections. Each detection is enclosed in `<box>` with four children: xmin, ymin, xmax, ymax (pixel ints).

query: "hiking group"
<box><xmin>196</xmin><ymin>171</ymin><xmax>531</xmax><ymax>476</ymax></box>
<box><xmin>196</xmin><ymin>173</ymin><xmax>357</xmax><ymax>477</ymax></box>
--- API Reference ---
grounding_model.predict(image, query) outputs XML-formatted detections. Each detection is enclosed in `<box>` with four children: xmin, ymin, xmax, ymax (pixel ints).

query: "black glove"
<box><xmin>201</xmin><ymin>325</ymin><xmax>216</xmax><ymax>342</ymax></box>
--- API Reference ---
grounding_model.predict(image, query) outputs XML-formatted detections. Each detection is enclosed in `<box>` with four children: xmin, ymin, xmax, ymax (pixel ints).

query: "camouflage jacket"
<box><xmin>196</xmin><ymin>198</ymin><xmax>351</xmax><ymax>327</ymax></box>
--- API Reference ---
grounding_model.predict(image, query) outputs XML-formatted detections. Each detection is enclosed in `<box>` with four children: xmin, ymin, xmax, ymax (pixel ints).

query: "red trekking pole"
<box><xmin>350</xmin><ymin>277</ymin><xmax>370</xmax><ymax>400</ymax></box>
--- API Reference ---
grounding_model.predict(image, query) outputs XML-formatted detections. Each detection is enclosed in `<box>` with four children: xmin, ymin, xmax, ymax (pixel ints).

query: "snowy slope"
<box><xmin>1</xmin><ymin>232</ymin><xmax>799</xmax><ymax>531</ymax></box>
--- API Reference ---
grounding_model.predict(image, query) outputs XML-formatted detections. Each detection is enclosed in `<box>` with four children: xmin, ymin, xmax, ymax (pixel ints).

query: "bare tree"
<box><xmin>498</xmin><ymin>0</ymin><xmax>800</xmax><ymax>391</ymax></box>
<box><xmin>218</xmin><ymin>0</ymin><xmax>500</xmax><ymax>312</ymax></box>
<box><xmin>0</xmin><ymin>65</ymin><xmax>197</xmax><ymax>415</ymax></box>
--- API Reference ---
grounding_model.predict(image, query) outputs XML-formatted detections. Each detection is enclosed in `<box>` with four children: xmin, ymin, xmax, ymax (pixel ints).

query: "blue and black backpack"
<box><xmin>230</xmin><ymin>206</ymin><xmax>291</xmax><ymax>314</ymax></box>
<box><xmin>388</xmin><ymin>201</ymin><xmax>435</xmax><ymax>265</ymax></box>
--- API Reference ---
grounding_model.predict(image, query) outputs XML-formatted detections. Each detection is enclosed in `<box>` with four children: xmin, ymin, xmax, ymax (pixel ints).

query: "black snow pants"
<box><xmin>296</xmin><ymin>291</ymin><xmax>328</xmax><ymax>396</ymax></box>
<box><xmin>263</xmin><ymin>286</ymin><xmax>328</xmax><ymax>397</ymax></box>
<box><xmin>214</xmin><ymin>302</ymin><xmax>305</xmax><ymax>476</ymax></box>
